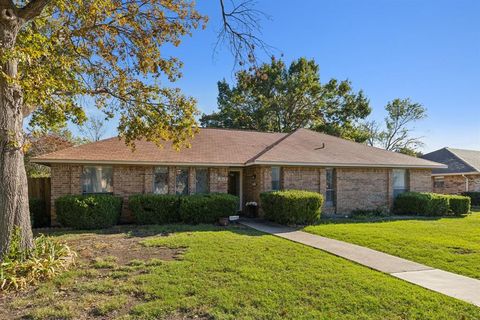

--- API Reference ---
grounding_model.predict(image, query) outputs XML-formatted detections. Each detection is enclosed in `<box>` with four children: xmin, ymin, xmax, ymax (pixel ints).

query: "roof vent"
<box><xmin>315</xmin><ymin>143</ymin><xmax>326</xmax><ymax>150</ymax></box>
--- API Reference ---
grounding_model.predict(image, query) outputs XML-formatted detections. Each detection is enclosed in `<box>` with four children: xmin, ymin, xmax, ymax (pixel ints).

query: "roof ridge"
<box><xmin>199</xmin><ymin>126</ymin><xmax>287</xmax><ymax>135</ymax></box>
<box><xmin>245</xmin><ymin>129</ymin><xmax>297</xmax><ymax>164</ymax></box>
<box><xmin>295</xmin><ymin>128</ymin><xmax>444</xmax><ymax>164</ymax></box>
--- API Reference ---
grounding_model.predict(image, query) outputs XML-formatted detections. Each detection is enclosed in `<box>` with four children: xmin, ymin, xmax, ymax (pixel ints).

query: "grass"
<box><xmin>1</xmin><ymin>224</ymin><xmax>479</xmax><ymax>319</ymax></box>
<box><xmin>304</xmin><ymin>211</ymin><xmax>480</xmax><ymax>280</ymax></box>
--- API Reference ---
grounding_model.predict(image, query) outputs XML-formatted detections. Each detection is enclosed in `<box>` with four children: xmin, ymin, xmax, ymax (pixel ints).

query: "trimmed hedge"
<box><xmin>394</xmin><ymin>192</ymin><xmax>471</xmax><ymax>216</ymax></box>
<box><xmin>56</xmin><ymin>195</ymin><xmax>122</xmax><ymax>229</ymax></box>
<box><xmin>29</xmin><ymin>198</ymin><xmax>49</xmax><ymax>228</ymax></box>
<box><xmin>129</xmin><ymin>194</ymin><xmax>180</xmax><ymax>224</ymax></box>
<box><xmin>462</xmin><ymin>192</ymin><xmax>480</xmax><ymax>206</ymax></box>
<box><xmin>179</xmin><ymin>193</ymin><xmax>239</xmax><ymax>224</ymax></box>
<box><xmin>260</xmin><ymin>190</ymin><xmax>323</xmax><ymax>225</ymax></box>
<box><xmin>394</xmin><ymin>192</ymin><xmax>449</xmax><ymax>216</ymax></box>
<box><xmin>128</xmin><ymin>193</ymin><xmax>239</xmax><ymax>225</ymax></box>
<box><xmin>447</xmin><ymin>195</ymin><xmax>471</xmax><ymax>215</ymax></box>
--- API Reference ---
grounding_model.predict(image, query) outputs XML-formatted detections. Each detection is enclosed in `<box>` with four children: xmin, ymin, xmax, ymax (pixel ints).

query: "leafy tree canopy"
<box><xmin>200</xmin><ymin>57</ymin><xmax>371</xmax><ymax>142</ymax></box>
<box><xmin>363</xmin><ymin>98</ymin><xmax>427</xmax><ymax>155</ymax></box>
<box><xmin>8</xmin><ymin>0</ymin><xmax>208</xmax><ymax>149</ymax></box>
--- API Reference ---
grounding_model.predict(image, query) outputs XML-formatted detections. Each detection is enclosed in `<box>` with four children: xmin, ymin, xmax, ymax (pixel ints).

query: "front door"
<box><xmin>228</xmin><ymin>170</ymin><xmax>242</xmax><ymax>211</ymax></box>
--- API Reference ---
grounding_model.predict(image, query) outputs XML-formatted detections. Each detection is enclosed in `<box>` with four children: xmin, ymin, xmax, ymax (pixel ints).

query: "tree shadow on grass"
<box><xmin>34</xmin><ymin>222</ymin><xmax>264</xmax><ymax>239</ymax></box>
<box><xmin>317</xmin><ymin>214</ymin><xmax>471</xmax><ymax>226</ymax></box>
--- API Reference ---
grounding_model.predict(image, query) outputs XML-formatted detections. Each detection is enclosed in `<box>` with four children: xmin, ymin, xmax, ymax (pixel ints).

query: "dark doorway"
<box><xmin>228</xmin><ymin>171</ymin><xmax>240</xmax><ymax>197</ymax></box>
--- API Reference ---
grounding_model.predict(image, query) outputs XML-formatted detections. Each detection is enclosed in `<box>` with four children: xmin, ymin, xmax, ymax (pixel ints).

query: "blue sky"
<box><xmin>81</xmin><ymin>0</ymin><xmax>480</xmax><ymax>152</ymax></box>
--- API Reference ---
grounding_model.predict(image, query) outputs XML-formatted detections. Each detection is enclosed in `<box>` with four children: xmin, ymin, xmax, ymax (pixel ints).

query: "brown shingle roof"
<box><xmin>33</xmin><ymin>127</ymin><xmax>445</xmax><ymax>168</ymax></box>
<box><xmin>422</xmin><ymin>147</ymin><xmax>480</xmax><ymax>174</ymax></box>
<box><xmin>250</xmin><ymin>128</ymin><xmax>445</xmax><ymax>168</ymax></box>
<box><xmin>33</xmin><ymin>128</ymin><xmax>287</xmax><ymax>166</ymax></box>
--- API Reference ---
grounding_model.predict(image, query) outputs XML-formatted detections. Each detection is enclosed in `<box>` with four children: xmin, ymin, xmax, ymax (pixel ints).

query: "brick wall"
<box><xmin>283</xmin><ymin>167</ymin><xmax>320</xmax><ymax>192</ymax></box>
<box><xmin>50</xmin><ymin>163</ymin><xmax>434</xmax><ymax>223</ymax></box>
<box><xmin>209</xmin><ymin>167</ymin><xmax>229</xmax><ymax>193</ymax></box>
<box><xmin>248</xmin><ymin>166</ymin><xmax>433</xmax><ymax>216</ymax></box>
<box><xmin>113</xmin><ymin>165</ymin><xmax>148</xmax><ymax>222</ymax></box>
<box><xmin>336</xmin><ymin>168</ymin><xmax>390</xmax><ymax>214</ymax></box>
<box><xmin>409</xmin><ymin>169</ymin><xmax>432</xmax><ymax>193</ymax></box>
<box><xmin>50</xmin><ymin>164</ymin><xmax>82</xmax><ymax>224</ymax></box>
<box><xmin>50</xmin><ymin>164</ymin><xmax>230</xmax><ymax>224</ymax></box>
<box><xmin>432</xmin><ymin>174</ymin><xmax>480</xmax><ymax>194</ymax></box>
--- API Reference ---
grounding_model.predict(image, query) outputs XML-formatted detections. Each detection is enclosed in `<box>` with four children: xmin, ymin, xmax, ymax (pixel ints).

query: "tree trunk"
<box><xmin>0</xmin><ymin>7</ymin><xmax>33</xmax><ymax>259</ymax></box>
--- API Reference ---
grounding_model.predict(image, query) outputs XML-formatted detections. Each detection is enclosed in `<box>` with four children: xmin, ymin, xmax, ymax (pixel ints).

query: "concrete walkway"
<box><xmin>241</xmin><ymin>219</ymin><xmax>480</xmax><ymax>307</ymax></box>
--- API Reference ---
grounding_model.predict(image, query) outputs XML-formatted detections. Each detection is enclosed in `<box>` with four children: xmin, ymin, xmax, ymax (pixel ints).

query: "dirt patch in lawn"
<box><xmin>0</xmin><ymin>230</ymin><xmax>187</xmax><ymax>320</ymax></box>
<box><xmin>66</xmin><ymin>233</ymin><xmax>184</xmax><ymax>265</ymax></box>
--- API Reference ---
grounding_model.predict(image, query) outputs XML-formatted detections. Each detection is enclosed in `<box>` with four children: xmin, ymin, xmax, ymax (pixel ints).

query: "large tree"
<box><xmin>200</xmin><ymin>57</ymin><xmax>371</xmax><ymax>141</ymax></box>
<box><xmin>363</xmin><ymin>98</ymin><xmax>427</xmax><ymax>155</ymax></box>
<box><xmin>0</xmin><ymin>0</ymin><xmax>266</xmax><ymax>258</ymax></box>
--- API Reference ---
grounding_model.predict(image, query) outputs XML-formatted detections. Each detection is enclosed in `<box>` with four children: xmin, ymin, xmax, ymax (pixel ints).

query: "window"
<box><xmin>393</xmin><ymin>169</ymin><xmax>408</xmax><ymax>197</ymax></box>
<box><xmin>153</xmin><ymin>167</ymin><xmax>169</xmax><ymax>194</ymax></box>
<box><xmin>175</xmin><ymin>168</ymin><xmax>189</xmax><ymax>195</ymax></box>
<box><xmin>271</xmin><ymin>167</ymin><xmax>281</xmax><ymax>191</ymax></box>
<box><xmin>82</xmin><ymin>166</ymin><xmax>113</xmax><ymax>194</ymax></box>
<box><xmin>195</xmin><ymin>168</ymin><xmax>209</xmax><ymax>194</ymax></box>
<box><xmin>326</xmin><ymin>168</ymin><xmax>336</xmax><ymax>207</ymax></box>
<box><xmin>433</xmin><ymin>176</ymin><xmax>445</xmax><ymax>189</ymax></box>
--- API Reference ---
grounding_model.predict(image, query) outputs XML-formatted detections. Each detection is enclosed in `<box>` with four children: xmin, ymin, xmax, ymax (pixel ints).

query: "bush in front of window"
<box><xmin>461</xmin><ymin>192</ymin><xmax>480</xmax><ymax>206</ymax></box>
<box><xmin>129</xmin><ymin>194</ymin><xmax>181</xmax><ymax>224</ymax></box>
<box><xmin>446</xmin><ymin>195</ymin><xmax>471</xmax><ymax>215</ymax></box>
<box><xmin>55</xmin><ymin>195</ymin><xmax>122</xmax><ymax>229</ymax></box>
<box><xmin>393</xmin><ymin>192</ymin><xmax>449</xmax><ymax>216</ymax></box>
<box><xmin>260</xmin><ymin>190</ymin><xmax>323</xmax><ymax>225</ymax></box>
<box><xmin>179</xmin><ymin>193</ymin><xmax>239</xmax><ymax>224</ymax></box>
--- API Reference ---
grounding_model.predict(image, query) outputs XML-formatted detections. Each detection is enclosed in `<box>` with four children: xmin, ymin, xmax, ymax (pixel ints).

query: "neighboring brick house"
<box><xmin>421</xmin><ymin>148</ymin><xmax>480</xmax><ymax>194</ymax></box>
<box><xmin>32</xmin><ymin>128</ymin><xmax>444</xmax><ymax>223</ymax></box>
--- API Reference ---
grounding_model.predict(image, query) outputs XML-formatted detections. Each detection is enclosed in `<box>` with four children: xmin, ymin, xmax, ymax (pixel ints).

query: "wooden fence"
<box><xmin>28</xmin><ymin>177</ymin><xmax>51</xmax><ymax>224</ymax></box>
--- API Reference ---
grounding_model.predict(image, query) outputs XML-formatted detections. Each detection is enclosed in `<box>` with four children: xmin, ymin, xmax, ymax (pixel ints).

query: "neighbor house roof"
<box><xmin>421</xmin><ymin>147</ymin><xmax>480</xmax><ymax>175</ymax></box>
<box><xmin>33</xmin><ymin>128</ymin><xmax>445</xmax><ymax>169</ymax></box>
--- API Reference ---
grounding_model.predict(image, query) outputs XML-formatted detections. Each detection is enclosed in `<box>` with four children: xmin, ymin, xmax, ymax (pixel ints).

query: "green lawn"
<box><xmin>304</xmin><ymin>211</ymin><xmax>480</xmax><ymax>280</ymax></box>
<box><xmin>2</xmin><ymin>224</ymin><xmax>479</xmax><ymax>319</ymax></box>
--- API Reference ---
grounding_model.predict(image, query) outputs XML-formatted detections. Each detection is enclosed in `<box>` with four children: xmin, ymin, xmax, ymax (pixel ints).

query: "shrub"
<box><xmin>29</xmin><ymin>198</ymin><xmax>49</xmax><ymax>228</ymax></box>
<box><xmin>179</xmin><ymin>193</ymin><xmax>239</xmax><ymax>224</ymax></box>
<box><xmin>129</xmin><ymin>194</ymin><xmax>181</xmax><ymax>224</ymax></box>
<box><xmin>55</xmin><ymin>195</ymin><xmax>122</xmax><ymax>229</ymax></box>
<box><xmin>461</xmin><ymin>192</ymin><xmax>480</xmax><ymax>206</ymax></box>
<box><xmin>350</xmin><ymin>207</ymin><xmax>389</xmax><ymax>219</ymax></box>
<box><xmin>260</xmin><ymin>190</ymin><xmax>323</xmax><ymax>225</ymax></box>
<box><xmin>394</xmin><ymin>192</ymin><xmax>449</xmax><ymax>216</ymax></box>
<box><xmin>447</xmin><ymin>195</ymin><xmax>471</xmax><ymax>215</ymax></box>
<box><xmin>1</xmin><ymin>228</ymin><xmax>75</xmax><ymax>291</ymax></box>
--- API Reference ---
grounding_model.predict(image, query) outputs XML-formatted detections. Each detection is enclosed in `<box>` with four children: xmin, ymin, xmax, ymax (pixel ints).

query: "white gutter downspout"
<box><xmin>462</xmin><ymin>174</ymin><xmax>469</xmax><ymax>192</ymax></box>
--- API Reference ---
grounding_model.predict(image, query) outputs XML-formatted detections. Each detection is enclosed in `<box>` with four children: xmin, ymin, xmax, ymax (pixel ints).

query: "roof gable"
<box><xmin>422</xmin><ymin>148</ymin><xmax>480</xmax><ymax>174</ymax></box>
<box><xmin>253</xmin><ymin>128</ymin><xmax>444</xmax><ymax>168</ymax></box>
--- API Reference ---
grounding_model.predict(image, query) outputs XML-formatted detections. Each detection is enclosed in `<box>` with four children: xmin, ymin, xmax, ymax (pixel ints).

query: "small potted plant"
<box><xmin>245</xmin><ymin>201</ymin><xmax>258</xmax><ymax>218</ymax></box>
<box><xmin>218</xmin><ymin>217</ymin><xmax>229</xmax><ymax>226</ymax></box>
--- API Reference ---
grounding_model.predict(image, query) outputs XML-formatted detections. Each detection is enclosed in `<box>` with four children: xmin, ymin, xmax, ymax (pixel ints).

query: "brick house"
<box><xmin>32</xmin><ymin>128</ymin><xmax>444</xmax><ymax>223</ymax></box>
<box><xmin>421</xmin><ymin>148</ymin><xmax>480</xmax><ymax>194</ymax></box>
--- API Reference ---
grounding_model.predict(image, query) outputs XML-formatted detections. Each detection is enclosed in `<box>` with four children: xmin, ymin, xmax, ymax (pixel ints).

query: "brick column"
<box><xmin>189</xmin><ymin>167</ymin><xmax>196</xmax><ymax>194</ymax></box>
<box><xmin>168</xmin><ymin>167</ymin><xmax>176</xmax><ymax>194</ymax></box>
<box><xmin>144</xmin><ymin>166</ymin><xmax>153</xmax><ymax>194</ymax></box>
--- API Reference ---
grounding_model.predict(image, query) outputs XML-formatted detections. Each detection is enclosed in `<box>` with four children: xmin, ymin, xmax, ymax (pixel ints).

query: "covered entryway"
<box><xmin>228</xmin><ymin>169</ymin><xmax>243</xmax><ymax>211</ymax></box>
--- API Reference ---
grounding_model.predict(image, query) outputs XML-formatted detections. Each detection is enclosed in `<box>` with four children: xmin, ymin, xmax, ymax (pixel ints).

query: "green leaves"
<box><xmin>201</xmin><ymin>57</ymin><xmax>371</xmax><ymax>142</ymax></box>
<box><xmin>9</xmin><ymin>0</ymin><xmax>207</xmax><ymax>148</ymax></box>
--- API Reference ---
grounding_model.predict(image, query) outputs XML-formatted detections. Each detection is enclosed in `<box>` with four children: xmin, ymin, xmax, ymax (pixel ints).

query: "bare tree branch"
<box><xmin>216</xmin><ymin>0</ymin><xmax>272</xmax><ymax>67</ymax></box>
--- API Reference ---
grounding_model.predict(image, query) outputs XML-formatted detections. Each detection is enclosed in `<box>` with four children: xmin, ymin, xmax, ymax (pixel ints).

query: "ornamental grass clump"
<box><xmin>0</xmin><ymin>228</ymin><xmax>76</xmax><ymax>292</ymax></box>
